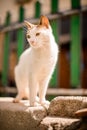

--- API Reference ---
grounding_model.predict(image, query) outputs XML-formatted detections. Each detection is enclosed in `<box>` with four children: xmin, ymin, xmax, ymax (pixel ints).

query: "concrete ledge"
<box><xmin>0</xmin><ymin>98</ymin><xmax>47</xmax><ymax>130</ymax></box>
<box><xmin>0</xmin><ymin>96</ymin><xmax>87</xmax><ymax>130</ymax></box>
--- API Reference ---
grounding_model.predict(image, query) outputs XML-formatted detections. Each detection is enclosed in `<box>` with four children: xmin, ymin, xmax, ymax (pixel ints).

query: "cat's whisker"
<box><xmin>23</xmin><ymin>27</ymin><xmax>27</xmax><ymax>32</ymax></box>
<box><xmin>24</xmin><ymin>42</ymin><xmax>29</xmax><ymax>49</ymax></box>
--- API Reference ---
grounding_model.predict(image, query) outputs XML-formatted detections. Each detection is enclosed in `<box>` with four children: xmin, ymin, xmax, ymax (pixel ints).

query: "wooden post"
<box><xmin>17</xmin><ymin>6</ymin><xmax>25</xmax><ymax>58</ymax></box>
<box><xmin>35</xmin><ymin>1</ymin><xmax>41</xmax><ymax>18</ymax></box>
<box><xmin>70</xmin><ymin>0</ymin><xmax>81</xmax><ymax>87</ymax></box>
<box><xmin>2</xmin><ymin>12</ymin><xmax>11</xmax><ymax>86</ymax></box>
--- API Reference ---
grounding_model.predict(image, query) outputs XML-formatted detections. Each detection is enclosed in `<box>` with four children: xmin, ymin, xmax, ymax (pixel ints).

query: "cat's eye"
<box><xmin>27</xmin><ymin>34</ymin><xmax>31</xmax><ymax>39</ymax></box>
<box><xmin>36</xmin><ymin>33</ymin><xmax>40</xmax><ymax>36</ymax></box>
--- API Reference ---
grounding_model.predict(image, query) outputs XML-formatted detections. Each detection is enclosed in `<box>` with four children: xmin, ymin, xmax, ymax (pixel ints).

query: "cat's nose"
<box><xmin>31</xmin><ymin>41</ymin><xmax>36</xmax><ymax>46</ymax></box>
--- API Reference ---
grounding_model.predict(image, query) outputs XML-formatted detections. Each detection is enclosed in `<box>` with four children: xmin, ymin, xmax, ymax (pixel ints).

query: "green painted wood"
<box><xmin>35</xmin><ymin>1</ymin><xmax>41</xmax><ymax>18</ymax></box>
<box><xmin>50</xmin><ymin>19</ymin><xmax>59</xmax><ymax>87</ymax></box>
<box><xmin>51</xmin><ymin>1</ymin><xmax>59</xmax><ymax>92</ymax></box>
<box><xmin>19</xmin><ymin>6</ymin><xmax>24</xmax><ymax>22</ymax></box>
<box><xmin>2</xmin><ymin>12</ymin><xmax>11</xmax><ymax>86</ymax></box>
<box><xmin>70</xmin><ymin>14</ymin><xmax>81</xmax><ymax>88</ymax></box>
<box><xmin>51</xmin><ymin>0</ymin><xmax>58</xmax><ymax>13</ymax></box>
<box><xmin>70</xmin><ymin>0</ymin><xmax>81</xmax><ymax>88</ymax></box>
<box><xmin>17</xmin><ymin>28</ymin><xmax>24</xmax><ymax>58</ymax></box>
<box><xmin>17</xmin><ymin>6</ymin><xmax>25</xmax><ymax>58</ymax></box>
<box><xmin>71</xmin><ymin>0</ymin><xmax>81</xmax><ymax>9</ymax></box>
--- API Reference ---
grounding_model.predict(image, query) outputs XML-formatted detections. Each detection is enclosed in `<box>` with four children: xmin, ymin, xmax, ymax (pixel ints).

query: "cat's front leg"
<box><xmin>29</xmin><ymin>75</ymin><xmax>38</xmax><ymax>107</ymax></box>
<box><xmin>39</xmin><ymin>78</ymin><xmax>50</xmax><ymax>106</ymax></box>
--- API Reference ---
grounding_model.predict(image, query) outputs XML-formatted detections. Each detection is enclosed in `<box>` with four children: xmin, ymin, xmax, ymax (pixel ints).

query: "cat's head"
<box><xmin>24</xmin><ymin>16</ymin><xmax>52</xmax><ymax>49</ymax></box>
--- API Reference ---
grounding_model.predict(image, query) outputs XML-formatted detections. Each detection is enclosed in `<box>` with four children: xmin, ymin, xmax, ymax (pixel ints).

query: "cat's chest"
<box><xmin>32</xmin><ymin>52</ymin><xmax>56</xmax><ymax>72</ymax></box>
<box><xmin>29</xmin><ymin>45</ymin><xmax>58</xmax><ymax>71</ymax></box>
<box><xmin>33</xmin><ymin>51</ymin><xmax>53</xmax><ymax>64</ymax></box>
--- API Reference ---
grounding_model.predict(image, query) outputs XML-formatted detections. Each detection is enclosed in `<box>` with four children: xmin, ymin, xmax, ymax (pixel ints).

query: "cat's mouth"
<box><xmin>30</xmin><ymin>41</ymin><xmax>37</xmax><ymax>47</ymax></box>
<box><xmin>29</xmin><ymin>41</ymin><xmax>41</xmax><ymax>48</ymax></box>
<box><xmin>31</xmin><ymin>42</ymin><xmax>36</xmax><ymax>46</ymax></box>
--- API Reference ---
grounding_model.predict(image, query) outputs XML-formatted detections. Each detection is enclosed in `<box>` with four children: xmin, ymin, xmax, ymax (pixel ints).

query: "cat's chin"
<box><xmin>29</xmin><ymin>43</ymin><xmax>42</xmax><ymax>49</ymax></box>
<box><xmin>31</xmin><ymin>45</ymin><xmax>41</xmax><ymax>49</ymax></box>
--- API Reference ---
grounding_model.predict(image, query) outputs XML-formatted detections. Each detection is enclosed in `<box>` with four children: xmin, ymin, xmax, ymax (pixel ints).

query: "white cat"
<box><xmin>13</xmin><ymin>16</ymin><xmax>58</xmax><ymax>107</ymax></box>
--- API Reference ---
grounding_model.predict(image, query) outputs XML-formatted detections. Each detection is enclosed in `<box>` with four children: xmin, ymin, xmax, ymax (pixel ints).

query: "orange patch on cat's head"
<box><xmin>38</xmin><ymin>15</ymin><xmax>50</xmax><ymax>29</ymax></box>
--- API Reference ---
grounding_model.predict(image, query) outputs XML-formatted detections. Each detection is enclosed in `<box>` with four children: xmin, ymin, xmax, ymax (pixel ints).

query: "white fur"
<box><xmin>13</xmin><ymin>22</ymin><xmax>58</xmax><ymax>106</ymax></box>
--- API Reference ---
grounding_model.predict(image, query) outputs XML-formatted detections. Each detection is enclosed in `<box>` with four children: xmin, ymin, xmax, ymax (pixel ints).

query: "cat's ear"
<box><xmin>24</xmin><ymin>21</ymin><xmax>34</xmax><ymax>29</ymax></box>
<box><xmin>39</xmin><ymin>15</ymin><xmax>50</xmax><ymax>28</ymax></box>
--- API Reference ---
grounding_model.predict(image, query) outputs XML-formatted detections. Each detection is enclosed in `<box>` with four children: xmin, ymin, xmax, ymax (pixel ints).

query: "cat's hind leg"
<box><xmin>13</xmin><ymin>66</ymin><xmax>29</xmax><ymax>103</ymax></box>
<box><xmin>13</xmin><ymin>86</ymin><xmax>29</xmax><ymax>103</ymax></box>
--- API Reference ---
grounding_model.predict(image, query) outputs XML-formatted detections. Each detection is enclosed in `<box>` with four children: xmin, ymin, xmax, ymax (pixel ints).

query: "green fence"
<box><xmin>0</xmin><ymin>0</ymin><xmax>86</xmax><ymax>89</ymax></box>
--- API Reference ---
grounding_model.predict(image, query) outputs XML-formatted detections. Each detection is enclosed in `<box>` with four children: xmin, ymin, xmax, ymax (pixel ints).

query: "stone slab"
<box><xmin>39</xmin><ymin>116</ymin><xmax>81</xmax><ymax>130</ymax></box>
<box><xmin>0</xmin><ymin>98</ymin><xmax>47</xmax><ymax>130</ymax></box>
<box><xmin>48</xmin><ymin>96</ymin><xmax>87</xmax><ymax>118</ymax></box>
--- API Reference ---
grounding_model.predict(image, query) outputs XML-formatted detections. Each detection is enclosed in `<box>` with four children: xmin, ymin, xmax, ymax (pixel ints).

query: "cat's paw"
<box><xmin>41</xmin><ymin>100</ymin><xmax>50</xmax><ymax>105</ymax></box>
<box><xmin>35</xmin><ymin>96</ymin><xmax>39</xmax><ymax>102</ymax></box>
<box><xmin>13</xmin><ymin>94</ymin><xmax>28</xmax><ymax>103</ymax></box>
<box><xmin>13</xmin><ymin>98</ymin><xmax>20</xmax><ymax>103</ymax></box>
<box><xmin>40</xmin><ymin>100</ymin><xmax>50</xmax><ymax>108</ymax></box>
<box><xmin>30</xmin><ymin>102</ymin><xmax>40</xmax><ymax>107</ymax></box>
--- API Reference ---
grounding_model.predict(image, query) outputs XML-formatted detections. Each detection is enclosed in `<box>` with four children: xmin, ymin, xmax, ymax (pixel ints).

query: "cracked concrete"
<box><xmin>0</xmin><ymin>96</ymin><xmax>87</xmax><ymax>130</ymax></box>
<box><xmin>0</xmin><ymin>98</ymin><xmax>47</xmax><ymax>130</ymax></box>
